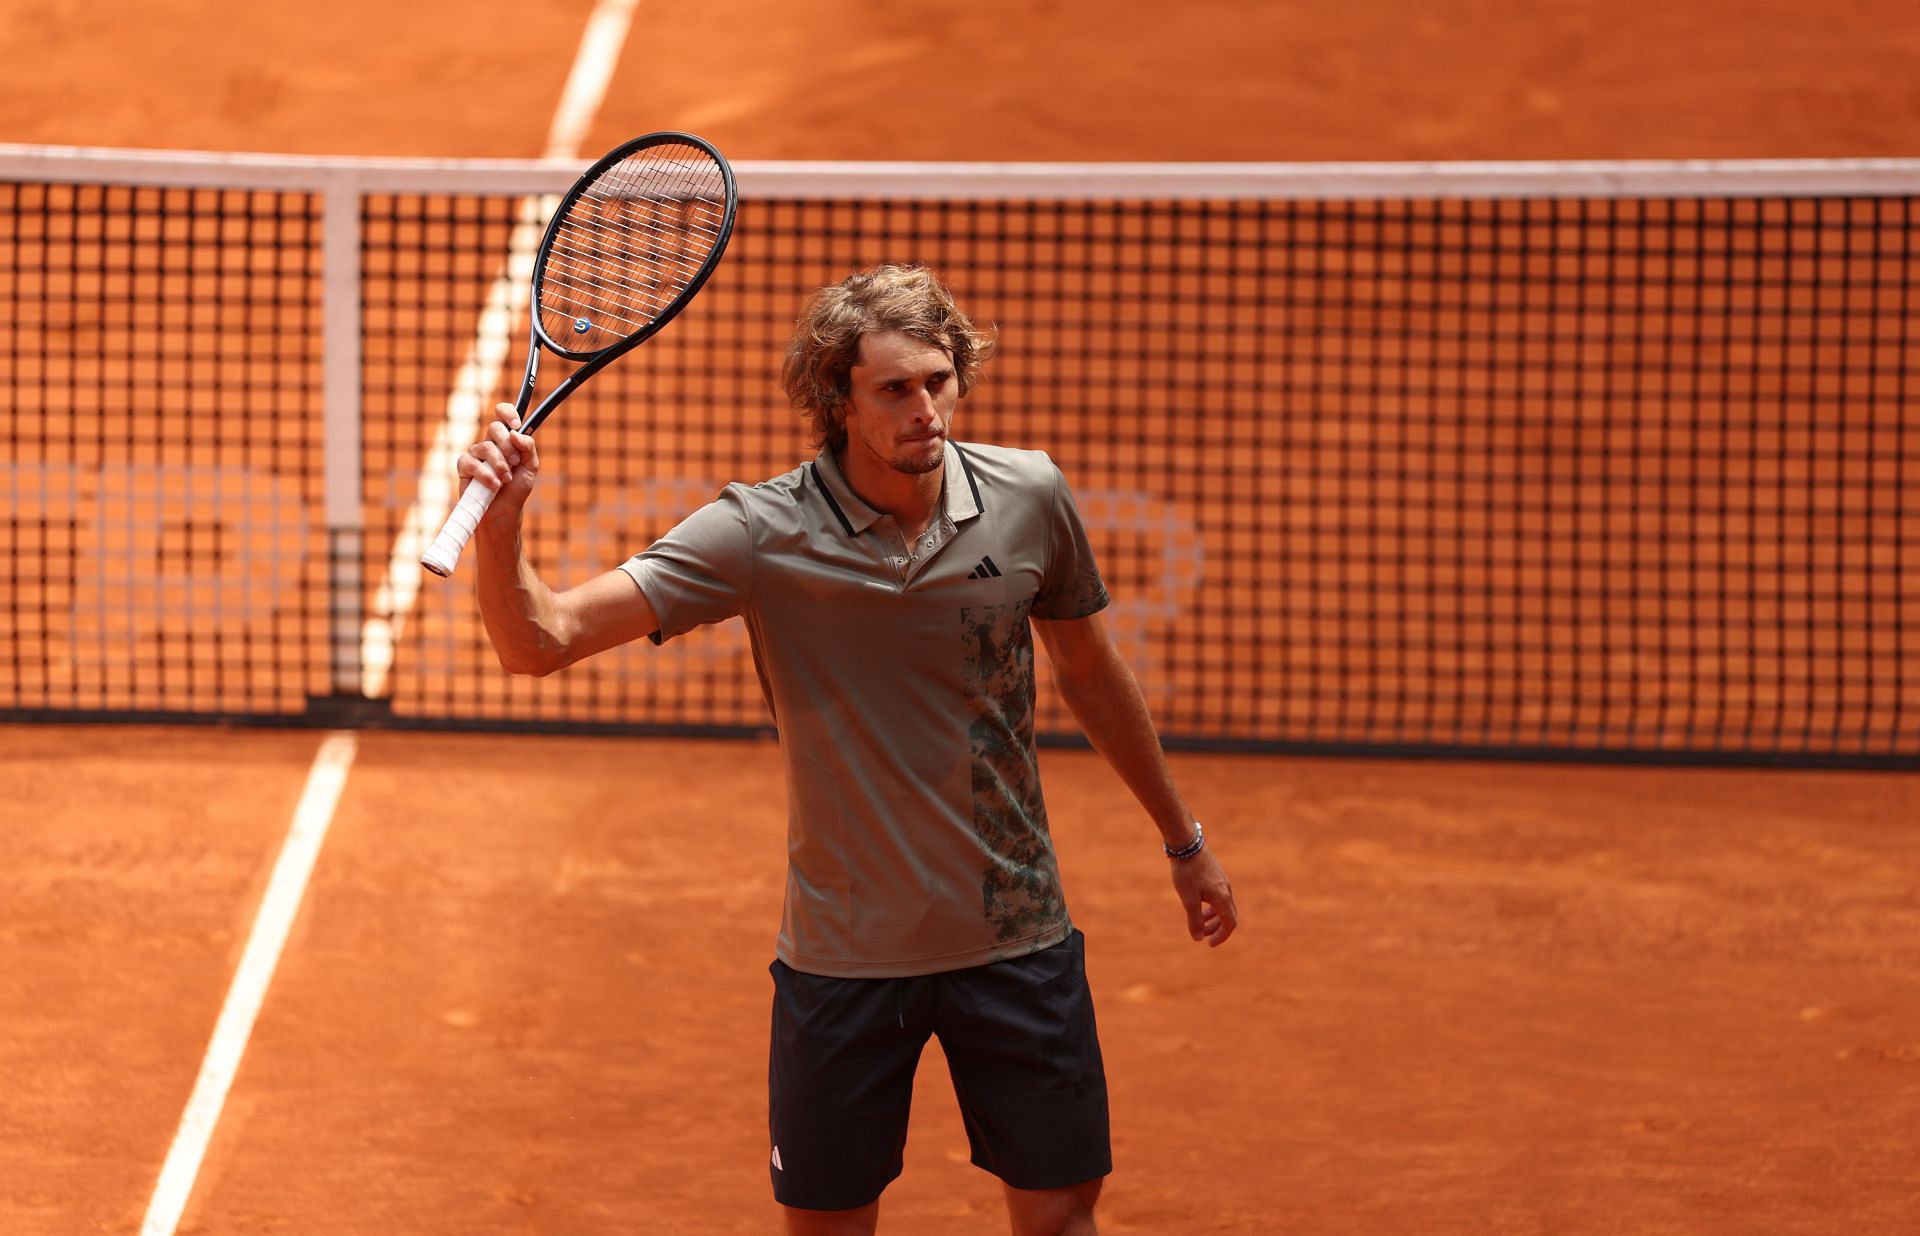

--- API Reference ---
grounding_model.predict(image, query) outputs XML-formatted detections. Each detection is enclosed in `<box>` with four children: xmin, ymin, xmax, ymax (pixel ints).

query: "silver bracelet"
<box><xmin>1164</xmin><ymin>821</ymin><xmax>1205</xmax><ymax>860</ymax></box>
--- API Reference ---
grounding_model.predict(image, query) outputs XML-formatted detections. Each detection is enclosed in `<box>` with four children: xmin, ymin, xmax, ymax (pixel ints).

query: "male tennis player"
<box><xmin>459</xmin><ymin>263</ymin><xmax>1237</xmax><ymax>1236</ymax></box>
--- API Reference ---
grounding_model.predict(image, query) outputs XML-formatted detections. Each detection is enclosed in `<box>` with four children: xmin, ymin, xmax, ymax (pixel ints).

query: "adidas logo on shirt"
<box><xmin>967</xmin><ymin>555</ymin><xmax>1002</xmax><ymax>580</ymax></box>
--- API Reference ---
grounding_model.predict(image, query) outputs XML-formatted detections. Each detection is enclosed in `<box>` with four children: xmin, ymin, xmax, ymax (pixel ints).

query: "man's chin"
<box><xmin>890</xmin><ymin>441</ymin><xmax>945</xmax><ymax>475</ymax></box>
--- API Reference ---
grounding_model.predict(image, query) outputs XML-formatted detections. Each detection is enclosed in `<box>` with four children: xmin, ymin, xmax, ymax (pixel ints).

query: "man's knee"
<box><xmin>1004</xmin><ymin>1177</ymin><xmax>1103</xmax><ymax>1236</ymax></box>
<box><xmin>781</xmin><ymin>1199</ymin><xmax>880</xmax><ymax>1236</ymax></box>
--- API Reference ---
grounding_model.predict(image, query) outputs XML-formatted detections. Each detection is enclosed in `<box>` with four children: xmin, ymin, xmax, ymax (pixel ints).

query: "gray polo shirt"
<box><xmin>619</xmin><ymin>441</ymin><xmax>1110</xmax><ymax>978</ymax></box>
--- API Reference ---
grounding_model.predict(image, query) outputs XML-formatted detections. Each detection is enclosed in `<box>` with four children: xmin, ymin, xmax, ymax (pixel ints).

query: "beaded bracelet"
<box><xmin>1164</xmin><ymin>821</ymin><xmax>1205</xmax><ymax>860</ymax></box>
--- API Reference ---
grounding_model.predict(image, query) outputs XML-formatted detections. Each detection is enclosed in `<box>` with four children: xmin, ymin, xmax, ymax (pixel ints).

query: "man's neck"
<box><xmin>835</xmin><ymin>446</ymin><xmax>945</xmax><ymax>540</ymax></box>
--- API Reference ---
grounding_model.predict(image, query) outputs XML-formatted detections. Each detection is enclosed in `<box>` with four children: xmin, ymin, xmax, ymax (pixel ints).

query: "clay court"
<box><xmin>4</xmin><ymin>2</ymin><xmax>1919</xmax><ymax>1234</ymax></box>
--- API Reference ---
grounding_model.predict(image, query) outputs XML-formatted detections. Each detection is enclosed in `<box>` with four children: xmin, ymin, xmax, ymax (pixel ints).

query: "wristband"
<box><xmin>1164</xmin><ymin>821</ymin><xmax>1205</xmax><ymax>860</ymax></box>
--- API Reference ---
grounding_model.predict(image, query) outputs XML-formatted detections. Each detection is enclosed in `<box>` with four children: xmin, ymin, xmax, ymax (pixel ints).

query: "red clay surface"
<box><xmin>6</xmin><ymin>728</ymin><xmax>1917</xmax><ymax>1233</ymax></box>
<box><xmin>5</xmin><ymin>3</ymin><xmax>1919</xmax><ymax>1233</ymax></box>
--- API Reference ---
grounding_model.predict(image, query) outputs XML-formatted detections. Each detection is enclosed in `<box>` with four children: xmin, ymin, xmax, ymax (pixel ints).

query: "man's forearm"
<box><xmin>473</xmin><ymin>519</ymin><xmax>571</xmax><ymax>676</ymax></box>
<box><xmin>1053</xmin><ymin>645</ymin><xmax>1197</xmax><ymax>848</ymax></box>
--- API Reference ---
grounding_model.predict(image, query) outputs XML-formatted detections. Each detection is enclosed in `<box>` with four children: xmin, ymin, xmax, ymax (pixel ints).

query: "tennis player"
<box><xmin>460</xmin><ymin>263</ymin><xmax>1237</xmax><ymax>1236</ymax></box>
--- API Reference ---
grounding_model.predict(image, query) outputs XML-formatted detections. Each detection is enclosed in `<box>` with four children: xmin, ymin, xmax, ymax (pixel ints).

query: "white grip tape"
<box><xmin>420</xmin><ymin>477</ymin><xmax>499</xmax><ymax>578</ymax></box>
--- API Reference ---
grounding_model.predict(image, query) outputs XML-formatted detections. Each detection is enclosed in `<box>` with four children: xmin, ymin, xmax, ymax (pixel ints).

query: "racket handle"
<box><xmin>420</xmin><ymin>477</ymin><xmax>499</xmax><ymax>578</ymax></box>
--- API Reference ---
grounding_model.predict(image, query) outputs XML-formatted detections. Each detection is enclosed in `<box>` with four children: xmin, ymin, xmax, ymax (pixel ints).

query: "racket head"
<box><xmin>529</xmin><ymin>131</ymin><xmax>738</xmax><ymax>363</ymax></box>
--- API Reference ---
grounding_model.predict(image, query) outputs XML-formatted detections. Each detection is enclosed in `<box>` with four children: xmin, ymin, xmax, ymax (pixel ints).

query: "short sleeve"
<box><xmin>1031</xmin><ymin>460</ymin><xmax>1110</xmax><ymax>621</ymax></box>
<box><xmin>618</xmin><ymin>484</ymin><xmax>755</xmax><ymax>643</ymax></box>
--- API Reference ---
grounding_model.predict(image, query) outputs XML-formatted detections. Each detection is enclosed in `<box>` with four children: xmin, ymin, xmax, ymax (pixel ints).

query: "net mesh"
<box><xmin>3</xmin><ymin>159</ymin><xmax>1916</xmax><ymax>763</ymax></box>
<box><xmin>2</xmin><ymin>180</ymin><xmax>330</xmax><ymax>716</ymax></box>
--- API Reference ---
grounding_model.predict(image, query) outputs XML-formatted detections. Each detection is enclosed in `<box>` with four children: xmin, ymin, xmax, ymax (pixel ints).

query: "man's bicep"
<box><xmin>1033</xmin><ymin>611</ymin><xmax>1116</xmax><ymax>680</ymax></box>
<box><xmin>553</xmin><ymin>568</ymin><xmax>661</xmax><ymax>668</ymax></box>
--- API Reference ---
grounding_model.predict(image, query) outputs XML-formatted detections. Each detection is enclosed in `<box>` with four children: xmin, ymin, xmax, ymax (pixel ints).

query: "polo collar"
<box><xmin>809</xmin><ymin>441</ymin><xmax>983</xmax><ymax>538</ymax></box>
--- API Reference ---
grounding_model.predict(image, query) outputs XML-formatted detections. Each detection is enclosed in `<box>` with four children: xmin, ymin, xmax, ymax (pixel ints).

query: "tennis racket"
<box><xmin>420</xmin><ymin>131</ymin><xmax>737</xmax><ymax>578</ymax></box>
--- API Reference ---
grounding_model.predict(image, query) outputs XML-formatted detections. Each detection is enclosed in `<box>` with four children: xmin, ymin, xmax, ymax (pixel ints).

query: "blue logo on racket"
<box><xmin>573</xmin><ymin>317</ymin><xmax>592</xmax><ymax>334</ymax></box>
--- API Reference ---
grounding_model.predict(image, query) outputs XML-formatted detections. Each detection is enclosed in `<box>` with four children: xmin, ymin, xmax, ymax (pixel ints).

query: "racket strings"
<box><xmin>542</xmin><ymin>210</ymin><xmax>718</xmax><ymax>335</ymax></box>
<box><xmin>545</xmin><ymin>206</ymin><xmax>715</xmax><ymax>325</ymax></box>
<box><xmin>537</xmin><ymin>144</ymin><xmax>730</xmax><ymax>351</ymax></box>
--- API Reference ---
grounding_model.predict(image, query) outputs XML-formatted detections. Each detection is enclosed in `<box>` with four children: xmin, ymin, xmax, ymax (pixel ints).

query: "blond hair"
<box><xmin>779</xmin><ymin>264</ymin><xmax>997</xmax><ymax>451</ymax></box>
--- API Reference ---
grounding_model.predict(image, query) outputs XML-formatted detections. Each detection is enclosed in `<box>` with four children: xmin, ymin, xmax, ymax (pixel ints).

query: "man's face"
<box><xmin>839</xmin><ymin>330</ymin><xmax>958</xmax><ymax>477</ymax></box>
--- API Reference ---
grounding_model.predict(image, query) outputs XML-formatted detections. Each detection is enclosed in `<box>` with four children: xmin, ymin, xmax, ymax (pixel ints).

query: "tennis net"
<box><xmin>2</xmin><ymin>146</ymin><xmax>1915</xmax><ymax>766</ymax></box>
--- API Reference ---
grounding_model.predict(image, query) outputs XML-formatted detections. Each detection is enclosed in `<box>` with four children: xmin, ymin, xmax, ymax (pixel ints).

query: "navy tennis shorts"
<box><xmin>767</xmin><ymin>928</ymin><xmax>1112</xmax><ymax>1212</ymax></box>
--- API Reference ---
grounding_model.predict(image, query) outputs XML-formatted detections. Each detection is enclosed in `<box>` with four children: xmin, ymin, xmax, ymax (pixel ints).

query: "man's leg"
<box><xmin>1004</xmin><ymin>1178</ymin><xmax>1102</xmax><ymax>1236</ymax></box>
<box><xmin>935</xmin><ymin>932</ymin><xmax>1113</xmax><ymax>1226</ymax></box>
<box><xmin>782</xmin><ymin>1200</ymin><xmax>881</xmax><ymax>1235</ymax></box>
<box><xmin>768</xmin><ymin>962</ymin><xmax>930</xmax><ymax>1218</ymax></box>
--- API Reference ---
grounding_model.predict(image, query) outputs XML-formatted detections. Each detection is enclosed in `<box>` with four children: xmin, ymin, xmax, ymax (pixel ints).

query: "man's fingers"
<box><xmin>469</xmin><ymin>403</ymin><xmax>532</xmax><ymax>489</ymax></box>
<box><xmin>1173</xmin><ymin>851</ymin><xmax>1238</xmax><ymax>948</ymax></box>
<box><xmin>465</xmin><ymin>430</ymin><xmax>536</xmax><ymax>492</ymax></box>
<box><xmin>466</xmin><ymin>445</ymin><xmax>507</xmax><ymax>489</ymax></box>
<box><xmin>1185</xmin><ymin>900</ymin><xmax>1209</xmax><ymax>941</ymax></box>
<box><xmin>1205</xmin><ymin>901</ymin><xmax>1237</xmax><ymax>947</ymax></box>
<box><xmin>1186</xmin><ymin>879</ymin><xmax>1237</xmax><ymax>947</ymax></box>
<box><xmin>1210</xmin><ymin>885</ymin><xmax>1239</xmax><ymax>946</ymax></box>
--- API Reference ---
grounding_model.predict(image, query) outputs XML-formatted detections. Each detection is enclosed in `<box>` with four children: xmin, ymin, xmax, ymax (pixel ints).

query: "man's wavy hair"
<box><xmin>780</xmin><ymin>264</ymin><xmax>997</xmax><ymax>452</ymax></box>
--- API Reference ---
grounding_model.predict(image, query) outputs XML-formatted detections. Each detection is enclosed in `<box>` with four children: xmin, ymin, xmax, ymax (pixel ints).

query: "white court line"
<box><xmin>359</xmin><ymin>0</ymin><xmax>641</xmax><ymax>699</ymax></box>
<box><xmin>139</xmin><ymin>732</ymin><xmax>357</xmax><ymax>1236</ymax></box>
<box><xmin>358</xmin><ymin>197</ymin><xmax>549</xmax><ymax>697</ymax></box>
<box><xmin>138</xmin><ymin>6</ymin><xmax>641</xmax><ymax>1231</ymax></box>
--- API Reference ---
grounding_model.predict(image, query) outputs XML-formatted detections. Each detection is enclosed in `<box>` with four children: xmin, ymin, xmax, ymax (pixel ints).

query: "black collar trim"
<box><xmin>808</xmin><ymin>462</ymin><xmax>857</xmax><ymax>537</ymax></box>
<box><xmin>954</xmin><ymin>443</ymin><xmax>985</xmax><ymax>512</ymax></box>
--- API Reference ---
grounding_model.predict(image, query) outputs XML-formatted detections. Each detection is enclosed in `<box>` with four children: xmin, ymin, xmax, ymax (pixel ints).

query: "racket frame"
<box><xmin>420</xmin><ymin>130</ymin><xmax>737</xmax><ymax>578</ymax></box>
<box><xmin>513</xmin><ymin>130</ymin><xmax>738</xmax><ymax>434</ymax></box>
